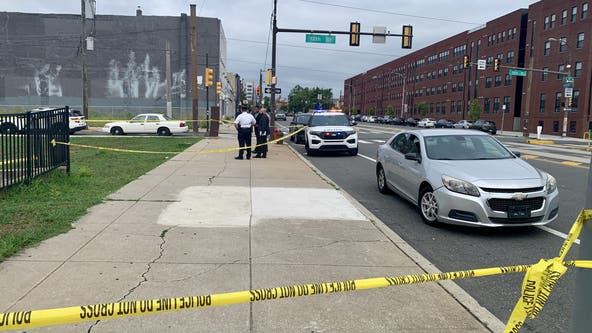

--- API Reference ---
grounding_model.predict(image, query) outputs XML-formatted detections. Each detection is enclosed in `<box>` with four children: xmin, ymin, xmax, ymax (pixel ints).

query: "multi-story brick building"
<box><xmin>344</xmin><ymin>0</ymin><xmax>591</xmax><ymax>137</ymax></box>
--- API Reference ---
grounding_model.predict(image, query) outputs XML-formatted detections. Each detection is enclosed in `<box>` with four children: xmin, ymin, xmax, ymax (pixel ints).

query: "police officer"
<box><xmin>253</xmin><ymin>107</ymin><xmax>270</xmax><ymax>158</ymax></box>
<box><xmin>233</xmin><ymin>105</ymin><xmax>256</xmax><ymax>160</ymax></box>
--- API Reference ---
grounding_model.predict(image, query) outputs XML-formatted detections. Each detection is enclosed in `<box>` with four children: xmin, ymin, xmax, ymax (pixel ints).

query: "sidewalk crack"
<box><xmin>86</xmin><ymin>226</ymin><xmax>175</xmax><ymax>332</ymax></box>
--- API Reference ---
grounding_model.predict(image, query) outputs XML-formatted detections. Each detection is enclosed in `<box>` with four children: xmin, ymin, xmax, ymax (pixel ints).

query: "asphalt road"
<box><xmin>281</xmin><ymin>120</ymin><xmax>590</xmax><ymax>333</ymax></box>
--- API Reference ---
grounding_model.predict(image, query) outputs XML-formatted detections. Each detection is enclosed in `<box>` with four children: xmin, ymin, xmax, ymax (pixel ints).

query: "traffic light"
<box><xmin>402</xmin><ymin>25</ymin><xmax>413</xmax><ymax>49</ymax></box>
<box><xmin>493</xmin><ymin>58</ymin><xmax>500</xmax><ymax>72</ymax></box>
<box><xmin>567</xmin><ymin>97</ymin><xmax>572</xmax><ymax>107</ymax></box>
<box><xmin>205</xmin><ymin>67</ymin><xmax>214</xmax><ymax>87</ymax></box>
<box><xmin>349</xmin><ymin>22</ymin><xmax>360</xmax><ymax>46</ymax></box>
<box><xmin>265</xmin><ymin>70</ymin><xmax>272</xmax><ymax>86</ymax></box>
<box><xmin>216</xmin><ymin>81</ymin><xmax>222</xmax><ymax>95</ymax></box>
<box><xmin>256</xmin><ymin>85</ymin><xmax>261</xmax><ymax>96</ymax></box>
<box><xmin>463</xmin><ymin>55</ymin><xmax>469</xmax><ymax>69</ymax></box>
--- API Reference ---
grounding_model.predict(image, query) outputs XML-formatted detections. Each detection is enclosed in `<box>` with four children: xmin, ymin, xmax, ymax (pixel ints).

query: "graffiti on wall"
<box><xmin>34</xmin><ymin>64</ymin><xmax>63</xmax><ymax>97</ymax></box>
<box><xmin>107</xmin><ymin>51</ymin><xmax>186</xmax><ymax>100</ymax></box>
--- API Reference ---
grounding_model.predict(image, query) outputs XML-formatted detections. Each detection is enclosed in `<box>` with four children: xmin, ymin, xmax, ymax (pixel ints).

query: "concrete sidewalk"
<box><xmin>0</xmin><ymin>124</ymin><xmax>504</xmax><ymax>332</ymax></box>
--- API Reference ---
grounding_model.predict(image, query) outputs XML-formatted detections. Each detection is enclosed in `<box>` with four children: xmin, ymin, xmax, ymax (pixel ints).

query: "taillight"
<box><xmin>180</xmin><ymin>122</ymin><xmax>186</xmax><ymax>127</ymax></box>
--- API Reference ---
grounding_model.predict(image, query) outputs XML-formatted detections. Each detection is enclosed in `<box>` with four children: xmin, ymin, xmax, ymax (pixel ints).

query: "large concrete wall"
<box><xmin>0</xmin><ymin>11</ymin><xmax>223</xmax><ymax>114</ymax></box>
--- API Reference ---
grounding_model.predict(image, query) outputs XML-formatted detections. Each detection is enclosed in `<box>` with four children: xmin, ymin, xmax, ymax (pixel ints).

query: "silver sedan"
<box><xmin>376</xmin><ymin>129</ymin><xmax>559</xmax><ymax>227</ymax></box>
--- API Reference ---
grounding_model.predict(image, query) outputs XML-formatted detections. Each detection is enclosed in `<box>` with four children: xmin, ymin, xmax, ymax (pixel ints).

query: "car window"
<box><xmin>163</xmin><ymin>115</ymin><xmax>172</xmax><ymax>121</ymax></box>
<box><xmin>131</xmin><ymin>115</ymin><xmax>146</xmax><ymax>122</ymax></box>
<box><xmin>296</xmin><ymin>114</ymin><xmax>311</xmax><ymax>124</ymax></box>
<box><xmin>425</xmin><ymin>135</ymin><xmax>513</xmax><ymax>160</ymax></box>
<box><xmin>408</xmin><ymin>135</ymin><xmax>420</xmax><ymax>155</ymax></box>
<box><xmin>147</xmin><ymin>115</ymin><xmax>160</xmax><ymax>122</ymax></box>
<box><xmin>309</xmin><ymin>114</ymin><xmax>349</xmax><ymax>127</ymax></box>
<box><xmin>390</xmin><ymin>133</ymin><xmax>408</xmax><ymax>153</ymax></box>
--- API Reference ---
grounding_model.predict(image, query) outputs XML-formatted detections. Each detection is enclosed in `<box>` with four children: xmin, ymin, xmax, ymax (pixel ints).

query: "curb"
<box><xmin>527</xmin><ymin>139</ymin><xmax>554</xmax><ymax>145</ymax></box>
<box><xmin>285</xmin><ymin>143</ymin><xmax>505</xmax><ymax>333</ymax></box>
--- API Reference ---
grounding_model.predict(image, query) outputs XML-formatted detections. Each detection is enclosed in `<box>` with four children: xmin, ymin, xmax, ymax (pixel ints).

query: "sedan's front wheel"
<box><xmin>419</xmin><ymin>186</ymin><xmax>439</xmax><ymax>226</ymax></box>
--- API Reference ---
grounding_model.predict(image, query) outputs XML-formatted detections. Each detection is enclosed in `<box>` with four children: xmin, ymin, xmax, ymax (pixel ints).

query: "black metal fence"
<box><xmin>0</xmin><ymin>107</ymin><xmax>70</xmax><ymax>189</ymax></box>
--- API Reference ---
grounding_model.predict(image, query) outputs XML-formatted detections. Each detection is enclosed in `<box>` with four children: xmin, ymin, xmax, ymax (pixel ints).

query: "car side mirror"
<box><xmin>512</xmin><ymin>151</ymin><xmax>521</xmax><ymax>158</ymax></box>
<box><xmin>405</xmin><ymin>152</ymin><xmax>421</xmax><ymax>163</ymax></box>
<box><xmin>350</xmin><ymin>121</ymin><xmax>357</xmax><ymax>126</ymax></box>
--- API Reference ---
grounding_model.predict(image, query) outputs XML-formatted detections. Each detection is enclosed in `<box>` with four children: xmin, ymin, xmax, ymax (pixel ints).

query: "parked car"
<box><xmin>68</xmin><ymin>109</ymin><xmax>87</xmax><ymax>134</ymax></box>
<box><xmin>417</xmin><ymin>118</ymin><xmax>436</xmax><ymax>128</ymax></box>
<box><xmin>435</xmin><ymin>119</ymin><xmax>456</xmax><ymax>128</ymax></box>
<box><xmin>275</xmin><ymin>112</ymin><xmax>287</xmax><ymax>121</ymax></box>
<box><xmin>289</xmin><ymin>113</ymin><xmax>312</xmax><ymax>144</ymax></box>
<box><xmin>453</xmin><ymin>120</ymin><xmax>473</xmax><ymax>129</ymax></box>
<box><xmin>102</xmin><ymin>113</ymin><xmax>189</xmax><ymax>136</ymax></box>
<box><xmin>389</xmin><ymin>117</ymin><xmax>404</xmax><ymax>125</ymax></box>
<box><xmin>367</xmin><ymin>116</ymin><xmax>376</xmax><ymax>123</ymax></box>
<box><xmin>0</xmin><ymin>107</ymin><xmax>86</xmax><ymax>135</ymax></box>
<box><xmin>375</xmin><ymin>129</ymin><xmax>559</xmax><ymax>227</ymax></box>
<box><xmin>404</xmin><ymin>117</ymin><xmax>419</xmax><ymax>127</ymax></box>
<box><xmin>471</xmin><ymin>119</ymin><xmax>497</xmax><ymax>135</ymax></box>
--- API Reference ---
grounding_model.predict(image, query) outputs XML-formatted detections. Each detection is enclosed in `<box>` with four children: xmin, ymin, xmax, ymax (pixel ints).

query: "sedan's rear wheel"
<box><xmin>157</xmin><ymin>127</ymin><xmax>171</xmax><ymax>136</ymax></box>
<box><xmin>419</xmin><ymin>186</ymin><xmax>439</xmax><ymax>226</ymax></box>
<box><xmin>377</xmin><ymin>165</ymin><xmax>390</xmax><ymax>194</ymax></box>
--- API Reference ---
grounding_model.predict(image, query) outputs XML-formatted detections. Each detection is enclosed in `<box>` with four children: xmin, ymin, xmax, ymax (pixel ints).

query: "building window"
<box><xmin>577</xmin><ymin>32</ymin><xmax>584</xmax><ymax>48</ymax></box>
<box><xmin>559</xmin><ymin>37</ymin><xmax>567</xmax><ymax>52</ymax></box>
<box><xmin>544</xmin><ymin>16</ymin><xmax>550</xmax><ymax>29</ymax></box>
<box><xmin>451</xmin><ymin>101</ymin><xmax>455</xmax><ymax>113</ymax></box>
<box><xmin>436</xmin><ymin>103</ymin><xmax>441</xmax><ymax>113</ymax></box>
<box><xmin>583</xmin><ymin>3</ymin><xmax>589</xmax><ymax>19</ymax></box>
<box><xmin>452</xmin><ymin>65</ymin><xmax>458</xmax><ymax>75</ymax></box>
<box><xmin>507</xmin><ymin>50</ymin><xmax>514</xmax><ymax>63</ymax></box>
<box><xmin>493</xmin><ymin>97</ymin><xmax>500</xmax><ymax>113</ymax></box>
<box><xmin>540</xmin><ymin>93</ymin><xmax>546</xmax><ymax>113</ymax></box>
<box><xmin>443</xmin><ymin>84</ymin><xmax>447</xmax><ymax>93</ymax></box>
<box><xmin>484</xmin><ymin>98</ymin><xmax>490</xmax><ymax>113</ymax></box>
<box><xmin>575</xmin><ymin>61</ymin><xmax>583</xmax><ymax>77</ymax></box>
<box><xmin>572</xmin><ymin>6</ymin><xmax>578</xmax><ymax>22</ymax></box>
<box><xmin>551</xmin><ymin>14</ymin><xmax>556</xmax><ymax>28</ymax></box>
<box><xmin>431</xmin><ymin>87</ymin><xmax>436</xmax><ymax>95</ymax></box>
<box><xmin>569</xmin><ymin>121</ymin><xmax>577</xmax><ymax>133</ymax></box>
<box><xmin>553</xmin><ymin>121</ymin><xmax>559</xmax><ymax>132</ymax></box>
<box><xmin>502</xmin><ymin>31</ymin><xmax>506</xmax><ymax>42</ymax></box>
<box><xmin>444</xmin><ymin>68</ymin><xmax>448</xmax><ymax>76</ymax></box>
<box><xmin>486</xmin><ymin>56</ymin><xmax>494</xmax><ymax>66</ymax></box>
<box><xmin>442</xmin><ymin>103</ymin><xmax>446</xmax><ymax>114</ymax></box>
<box><xmin>558</xmin><ymin>64</ymin><xmax>565</xmax><ymax>79</ymax></box>
<box><xmin>430</xmin><ymin>103</ymin><xmax>434</xmax><ymax>113</ymax></box>
<box><xmin>542</xmin><ymin>67</ymin><xmax>549</xmax><ymax>81</ymax></box>
<box><xmin>438</xmin><ymin>69</ymin><xmax>443</xmax><ymax>78</ymax></box>
<box><xmin>485</xmin><ymin>77</ymin><xmax>492</xmax><ymax>88</ymax></box>
<box><xmin>458</xmin><ymin>82</ymin><xmax>464</xmax><ymax>91</ymax></box>
<box><xmin>457</xmin><ymin>100</ymin><xmax>462</xmax><ymax>114</ymax></box>
<box><xmin>452</xmin><ymin>83</ymin><xmax>457</xmax><ymax>92</ymax></box>
<box><xmin>555</xmin><ymin>92</ymin><xmax>562</xmax><ymax>112</ymax></box>
<box><xmin>495</xmin><ymin>75</ymin><xmax>502</xmax><ymax>87</ymax></box>
<box><xmin>572</xmin><ymin>90</ymin><xmax>580</xmax><ymax>112</ymax></box>
<box><xmin>562</xmin><ymin>9</ymin><xmax>568</xmax><ymax>24</ymax></box>
<box><xmin>505</xmin><ymin>74</ymin><xmax>512</xmax><ymax>86</ymax></box>
<box><xmin>504</xmin><ymin>96</ymin><xmax>511</xmax><ymax>112</ymax></box>
<box><xmin>437</xmin><ymin>86</ymin><xmax>441</xmax><ymax>94</ymax></box>
<box><xmin>544</xmin><ymin>41</ymin><xmax>551</xmax><ymax>55</ymax></box>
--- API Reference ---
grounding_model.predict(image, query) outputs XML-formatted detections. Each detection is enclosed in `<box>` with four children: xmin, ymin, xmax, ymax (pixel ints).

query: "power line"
<box><xmin>298</xmin><ymin>0</ymin><xmax>482</xmax><ymax>25</ymax></box>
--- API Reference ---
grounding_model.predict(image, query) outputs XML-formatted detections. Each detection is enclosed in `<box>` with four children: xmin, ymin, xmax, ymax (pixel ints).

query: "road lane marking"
<box><xmin>561</xmin><ymin>161</ymin><xmax>582</xmax><ymax>166</ymax></box>
<box><xmin>373</xmin><ymin>140</ymin><xmax>386</xmax><ymax>143</ymax></box>
<box><xmin>358</xmin><ymin>140</ymin><xmax>372</xmax><ymax>144</ymax></box>
<box><xmin>537</xmin><ymin>226</ymin><xmax>580</xmax><ymax>245</ymax></box>
<box><xmin>357</xmin><ymin>152</ymin><xmax>581</xmax><ymax>244</ymax></box>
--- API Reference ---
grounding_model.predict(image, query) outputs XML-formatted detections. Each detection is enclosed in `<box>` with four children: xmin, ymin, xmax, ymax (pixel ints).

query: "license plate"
<box><xmin>508</xmin><ymin>205</ymin><xmax>531</xmax><ymax>219</ymax></box>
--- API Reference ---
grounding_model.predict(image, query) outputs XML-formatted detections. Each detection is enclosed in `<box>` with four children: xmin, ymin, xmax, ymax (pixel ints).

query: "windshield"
<box><xmin>295</xmin><ymin>114</ymin><xmax>311</xmax><ymax>124</ymax></box>
<box><xmin>425</xmin><ymin>135</ymin><xmax>513</xmax><ymax>160</ymax></box>
<box><xmin>309</xmin><ymin>114</ymin><xmax>350</xmax><ymax>127</ymax></box>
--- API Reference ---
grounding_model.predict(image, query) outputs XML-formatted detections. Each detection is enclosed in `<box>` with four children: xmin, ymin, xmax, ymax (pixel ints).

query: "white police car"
<box><xmin>304</xmin><ymin>111</ymin><xmax>358</xmax><ymax>156</ymax></box>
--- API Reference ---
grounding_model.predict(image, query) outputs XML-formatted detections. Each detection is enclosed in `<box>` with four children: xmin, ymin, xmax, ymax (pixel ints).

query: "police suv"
<box><xmin>304</xmin><ymin>111</ymin><xmax>358</xmax><ymax>156</ymax></box>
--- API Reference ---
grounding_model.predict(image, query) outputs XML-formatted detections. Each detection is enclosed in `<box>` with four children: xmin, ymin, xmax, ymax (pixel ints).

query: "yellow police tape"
<box><xmin>0</xmin><ymin>210</ymin><xmax>590</xmax><ymax>331</ymax></box>
<box><xmin>50</xmin><ymin>126</ymin><xmax>307</xmax><ymax>155</ymax></box>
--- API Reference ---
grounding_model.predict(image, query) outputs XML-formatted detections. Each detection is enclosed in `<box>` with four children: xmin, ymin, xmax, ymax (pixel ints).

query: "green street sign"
<box><xmin>509</xmin><ymin>69</ymin><xmax>527</xmax><ymax>76</ymax></box>
<box><xmin>305</xmin><ymin>34</ymin><xmax>336</xmax><ymax>44</ymax></box>
<box><xmin>564</xmin><ymin>76</ymin><xmax>575</xmax><ymax>83</ymax></box>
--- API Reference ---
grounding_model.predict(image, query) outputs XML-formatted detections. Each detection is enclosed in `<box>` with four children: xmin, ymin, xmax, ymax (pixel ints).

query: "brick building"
<box><xmin>344</xmin><ymin>0</ymin><xmax>591</xmax><ymax>137</ymax></box>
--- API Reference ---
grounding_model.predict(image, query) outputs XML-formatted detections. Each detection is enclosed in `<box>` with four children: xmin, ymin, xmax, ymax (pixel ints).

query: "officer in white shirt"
<box><xmin>233</xmin><ymin>105</ymin><xmax>256</xmax><ymax>159</ymax></box>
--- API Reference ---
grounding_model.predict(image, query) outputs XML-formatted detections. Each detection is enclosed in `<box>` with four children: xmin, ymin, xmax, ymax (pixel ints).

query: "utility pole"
<box><xmin>259</xmin><ymin>69</ymin><xmax>263</xmax><ymax>107</ymax></box>
<box><xmin>270</xmin><ymin>0</ymin><xmax>278</xmax><ymax>130</ymax></box>
<box><xmin>205</xmin><ymin>53</ymin><xmax>209</xmax><ymax>135</ymax></box>
<box><xmin>165</xmin><ymin>40</ymin><xmax>172</xmax><ymax>118</ymax></box>
<box><xmin>190</xmin><ymin>4</ymin><xmax>198</xmax><ymax>133</ymax></box>
<box><xmin>81</xmin><ymin>0</ymin><xmax>88</xmax><ymax>119</ymax></box>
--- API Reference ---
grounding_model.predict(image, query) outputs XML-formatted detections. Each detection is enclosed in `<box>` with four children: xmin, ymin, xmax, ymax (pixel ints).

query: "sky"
<box><xmin>2</xmin><ymin>0</ymin><xmax>539</xmax><ymax>99</ymax></box>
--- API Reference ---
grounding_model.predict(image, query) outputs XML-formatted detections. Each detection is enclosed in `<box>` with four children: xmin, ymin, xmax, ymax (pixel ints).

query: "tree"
<box><xmin>469</xmin><ymin>99</ymin><xmax>482</xmax><ymax>121</ymax></box>
<box><xmin>368</xmin><ymin>108</ymin><xmax>375</xmax><ymax>116</ymax></box>
<box><xmin>417</xmin><ymin>101</ymin><xmax>428</xmax><ymax>117</ymax></box>
<box><xmin>287</xmin><ymin>85</ymin><xmax>333</xmax><ymax>113</ymax></box>
<box><xmin>386</xmin><ymin>105</ymin><xmax>394</xmax><ymax>117</ymax></box>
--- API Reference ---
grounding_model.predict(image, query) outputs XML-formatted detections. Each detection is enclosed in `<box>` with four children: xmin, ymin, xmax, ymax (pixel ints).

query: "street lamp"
<box><xmin>546</xmin><ymin>37</ymin><xmax>573</xmax><ymax>137</ymax></box>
